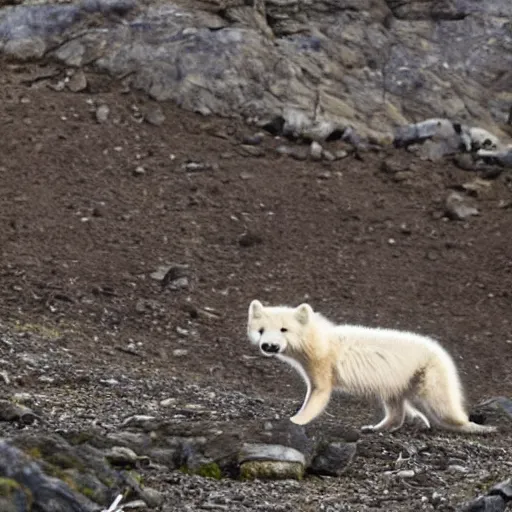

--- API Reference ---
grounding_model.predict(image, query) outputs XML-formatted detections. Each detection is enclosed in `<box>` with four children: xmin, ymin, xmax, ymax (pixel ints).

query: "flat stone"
<box><xmin>489</xmin><ymin>479</ymin><xmax>512</xmax><ymax>501</ymax></box>
<box><xmin>461</xmin><ymin>495</ymin><xmax>506</xmax><ymax>512</ymax></box>
<box><xmin>238</xmin><ymin>443</ymin><xmax>306</xmax><ymax>465</ymax></box>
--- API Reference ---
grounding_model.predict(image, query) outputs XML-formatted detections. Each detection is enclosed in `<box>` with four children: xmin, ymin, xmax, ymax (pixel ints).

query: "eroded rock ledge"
<box><xmin>0</xmin><ymin>0</ymin><xmax>511</xmax><ymax>147</ymax></box>
<box><xmin>0</xmin><ymin>418</ymin><xmax>358</xmax><ymax>511</ymax></box>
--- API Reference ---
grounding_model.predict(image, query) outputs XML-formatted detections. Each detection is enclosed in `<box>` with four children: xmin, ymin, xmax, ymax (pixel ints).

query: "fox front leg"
<box><xmin>290</xmin><ymin>387</ymin><xmax>332</xmax><ymax>425</ymax></box>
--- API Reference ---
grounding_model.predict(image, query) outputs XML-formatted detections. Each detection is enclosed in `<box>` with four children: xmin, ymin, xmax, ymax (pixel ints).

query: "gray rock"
<box><xmin>238</xmin><ymin>232</ymin><xmax>263</xmax><ymax>247</ymax></box>
<box><xmin>181</xmin><ymin>161</ymin><xmax>216</xmax><ymax>172</ymax></box>
<box><xmin>67</xmin><ymin>70</ymin><xmax>88</xmax><ymax>92</ymax></box>
<box><xmin>310</xmin><ymin>141</ymin><xmax>323</xmax><ymax>160</ymax></box>
<box><xmin>150</xmin><ymin>265</ymin><xmax>173</xmax><ymax>282</ymax></box>
<box><xmin>121</xmin><ymin>415</ymin><xmax>158</xmax><ymax>429</ymax></box>
<box><xmin>243</xmin><ymin>133</ymin><xmax>264</xmax><ymax>146</ymax></box>
<box><xmin>334</xmin><ymin>149</ymin><xmax>349</xmax><ymax>160</ymax></box>
<box><xmin>169</xmin><ymin>276</ymin><xmax>189</xmax><ymax>290</ymax></box>
<box><xmin>133</xmin><ymin>165</ymin><xmax>146</xmax><ymax>176</ymax></box>
<box><xmin>137</xmin><ymin>487</ymin><xmax>164</xmax><ymax>508</ymax></box>
<box><xmin>158</xmin><ymin>264</ymin><xmax>189</xmax><ymax>289</ymax></box>
<box><xmin>3</xmin><ymin>37</ymin><xmax>46</xmax><ymax>60</ymax></box>
<box><xmin>0</xmin><ymin>399</ymin><xmax>38</xmax><ymax>424</ymax></box>
<box><xmin>445</xmin><ymin>192</ymin><xmax>479</xmax><ymax>220</ymax></box>
<box><xmin>394</xmin><ymin>119</ymin><xmax>459</xmax><ymax>148</ymax></box>
<box><xmin>276</xmin><ymin>145</ymin><xmax>293</xmax><ymax>156</ymax></box>
<box><xmin>470</xmin><ymin>396</ymin><xmax>512</xmax><ymax>427</ymax></box>
<box><xmin>489</xmin><ymin>479</ymin><xmax>512</xmax><ymax>501</ymax></box>
<box><xmin>309</xmin><ymin>441</ymin><xmax>357</xmax><ymax>476</ymax></box>
<box><xmin>461</xmin><ymin>495</ymin><xmax>506</xmax><ymax>512</ymax></box>
<box><xmin>477</xmin><ymin>147</ymin><xmax>512</xmax><ymax>168</ymax></box>
<box><xmin>0</xmin><ymin>440</ymin><xmax>97</xmax><ymax>512</ymax></box>
<box><xmin>417</xmin><ymin>137</ymin><xmax>461</xmax><ymax>162</ymax></box>
<box><xmin>288</xmin><ymin>148</ymin><xmax>309</xmax><ymax>161</ymax></box>
<box><xmin>95</xmin><ymin>104</ymin><xmax>110</xmax><ymax>124</ymax></box>
<box><xmin>144</xmin><ymin>104</ymin><xmax>165</xmax><ymax>126</ymax></box>
<box><xmin>256</xmin><ymin>419</ymin><xmax>317</xmax><ymax>465</ymax></box>
<box><xmin>453</xmin><ymin>153</ymin><xmax>476</xmax><ymax>171</ymax></box>
<box><xmin>238</xmin><ymin>443</ymin><xmax>306</xmax><ymax>465</ymax></box>
<box><xmin>381</xmin><ymin>157</ymin><xmax>409</xmax><ymax>174</ymax></box>
<box><xmin>147</xmin><ymin>448</ymin><xmax>181</xmax><ymax>469</ymax></box>
<box><xmin>322</xmin><ymin>150</ymin><xmax>335</xmax><ymax>161</ymax></box>
<box><xmin>105</xmin><ymin>446</ymin><xmax>139</xmax><ymax>467</ymax></box>
<box><xmin>239</xmin><ymin>144</ymin><xmax>265</xmax><ymax>157</ymax></box>
<box><xmin>1</xmin><ymin>0</ymin><xmax>511</xmax><ymax>142</ymax></box>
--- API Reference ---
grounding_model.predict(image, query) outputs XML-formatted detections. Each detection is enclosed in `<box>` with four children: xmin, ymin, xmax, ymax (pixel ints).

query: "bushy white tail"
<box><xmin>441</xmin><ymin>421</ymin><xmax>498</xmax><ymax>435</ymax></box>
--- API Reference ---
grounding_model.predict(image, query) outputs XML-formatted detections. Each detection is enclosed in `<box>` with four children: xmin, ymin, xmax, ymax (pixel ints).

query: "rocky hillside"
<box><xmin>0</xmin><ymin>0</ymin><xmax>511</xmax><ymax>143</ymax></box>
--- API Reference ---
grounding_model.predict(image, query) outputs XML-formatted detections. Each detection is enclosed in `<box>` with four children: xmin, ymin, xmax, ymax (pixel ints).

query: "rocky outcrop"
<box><xmin>1</xmin><ymin>399</ymin><xmax>511</xmax><ymax>510</ymax></box>
<box><xmin>0</xmin><ymin>418</ymin><xmax>358</xmax><ymax>510</ymax></box>
<box><xmin>0</xmin><ymin>0</ymin><xmax>511</xmax><ymax>146</ymax></box>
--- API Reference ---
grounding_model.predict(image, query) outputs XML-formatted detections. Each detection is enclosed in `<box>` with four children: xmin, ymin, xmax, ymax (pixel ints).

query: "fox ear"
<box><xmin>249</xmin><ymin>300</ymin><xmax>264</xmax><ymax>319</ymax></box>
<box><xmin>294</xmin><ymin>303</ymin><xmax>313</xmax><ymax>325</ymax></box>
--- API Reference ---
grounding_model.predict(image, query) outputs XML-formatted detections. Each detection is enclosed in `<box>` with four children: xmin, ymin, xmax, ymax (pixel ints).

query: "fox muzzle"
<box><xmin>260</xmin><ymin>342</ymin><xmax>282</xmax><ymax>355</ymax></box>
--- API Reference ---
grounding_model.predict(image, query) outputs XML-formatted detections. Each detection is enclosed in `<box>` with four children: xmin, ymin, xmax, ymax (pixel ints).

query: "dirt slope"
<box><xmin>0</xmin><ymin>62</ymin><xmax>511</xmax><ymax>511</ymax></box>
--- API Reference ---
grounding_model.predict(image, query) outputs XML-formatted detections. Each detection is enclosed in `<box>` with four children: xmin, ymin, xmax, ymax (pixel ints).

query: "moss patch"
<box><xmin>44</xmin><ymin>453</ymin><xmax>86</xmax><ymax>472</ymax></box>
<box><xmin>129</xmin><ymin>471</ymin><xmax>144</xmax><ymax>486</ymax></box>
<box><xmin>12</xmin><ymin>321</ymin><xmax>63</xmax><ymax>340</ymax></box>
<box><xmin>240</xmin><ymin>461</ymin><xmax>304</xmax><ymax>481</ymax></box>
<box><xmin>26</xmin><ymin>447</ymin><xmax>42</xmax><ymax>460</ymax></box>
<box><xmin>180</xmin><ymin>462</ymin><xmax>222</xmax><ymax>480</ymax></box>
<box><xmin>0</xmin><ymin>478</ymin><xmax>22</xmax><ymax>497</ymax></box>
<box><xmin>0</xmin><ymin>478</ymin><xmax>33</xmax><ymax>510</ymax></box>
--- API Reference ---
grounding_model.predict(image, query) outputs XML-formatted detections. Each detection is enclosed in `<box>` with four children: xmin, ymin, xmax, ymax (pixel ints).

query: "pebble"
<box><xmin>335</xmin><ymin>149</ymin><xmax>349</xmax><ymax>159</ymax></box>
<box><xmin>243</xmin><ymin>133</ymin><xmax>264</xmax><ymax>145</ymax></box>
<box><xmin>173</xmin><ymin>349</ymin><xmax>189</xmax><ymax>357</ymax></box>
<box><xmin>95</xmin><ymin>104</ymin><xmax>110</xmax><ymax>124</ymax></box>
<box><xmin>106</xmin><ymin>446</ymin><xmax>139</xmax><ymax>466</ymax></box>
<box><xmin>448</xmin><ymin>464</ymin><xmax>469</xmax><ymax>474</ymax></box>
<box><xmin>322</xmin><ymin>149</ymin><xmax>336</xmax><ymax>161</ymax></box>
<box><xmin>310</xmin><ymin>141</ymin><xmax>323</xmax><ymax>160</ymax></box>
<box><xmin>160</xmin><ymin>398</ymin><xmax>177</xmax><ymax>407</ymax></box>
<box><xmin>67</xmin><ymin>70</ymin><xmax>87</xmax><ymax>92</ymax></box>
<box><xmin>144</xmin><ymin>105</ymin><xmax>165</xmax><ymax>126</ymax></box>
<box><xmin>445</xmin><ymin>192</ymin><xmax>479</xmax><ymax>220</ymax></box>
<box><xmin>240</xmin><ymin>144</ymin><xmax>264</xmax><ymax>157</ymax></box>
<box><xmin>396</xmin><ymin>469</ymin><xmax>416</xmax><ymax>478</ymax></box>
<box><xmin>12</xmin><ymin>392</ymin><xmax>33</xmax><ymax>404</ymax></box>
<box><xmin>122</xmin><ymin>500</ymin><xmax>148</xmax><ymax>509</ymax></box>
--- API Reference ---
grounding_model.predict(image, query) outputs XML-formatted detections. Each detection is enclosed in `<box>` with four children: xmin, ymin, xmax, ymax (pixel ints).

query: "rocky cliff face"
<box><xmin>1</xmin><ymin>0</ymin><xmax>511</xmax><ymax>143</ymax></box>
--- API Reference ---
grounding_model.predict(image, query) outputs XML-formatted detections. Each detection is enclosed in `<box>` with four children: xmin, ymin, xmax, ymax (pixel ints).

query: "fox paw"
<box><xmin>360</xmin><ymin>425</ymin><xmax>376</xmax><ymax>433</ymax></box>
<box><xmin>290</xmin><ymin>415</ymin><xmax>309</xmax><ymax>426</ymax></box>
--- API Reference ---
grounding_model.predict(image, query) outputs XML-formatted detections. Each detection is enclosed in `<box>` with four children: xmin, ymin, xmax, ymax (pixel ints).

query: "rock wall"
<box><xmin>0</xmin><ymin>0</ymin><xmax>511</xmax><ymax>142</ymax></box>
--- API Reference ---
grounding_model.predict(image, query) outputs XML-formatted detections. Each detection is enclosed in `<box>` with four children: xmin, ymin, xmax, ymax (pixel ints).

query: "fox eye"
<box><xmin>281</xmin><ymin>328</ymin><xmax>288</xmax><ymax>333</ymax></box>
<box><xmin>258</xmin><ymin>328</ymin><xmax>264</xmax><ymax>335</ymax></box>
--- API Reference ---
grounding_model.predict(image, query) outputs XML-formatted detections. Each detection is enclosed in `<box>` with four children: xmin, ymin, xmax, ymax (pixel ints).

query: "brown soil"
<box><xmin>1</xmin><ymin>60</ymin><xmax>512</xmax><ymax>511</ymax></box>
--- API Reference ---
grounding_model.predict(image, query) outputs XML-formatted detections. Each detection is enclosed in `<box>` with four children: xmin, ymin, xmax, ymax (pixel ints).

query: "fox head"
<box><xmin>247</xmin><ymin>299</ymin><xmax>314</xmax><ymax>358</ymax></box>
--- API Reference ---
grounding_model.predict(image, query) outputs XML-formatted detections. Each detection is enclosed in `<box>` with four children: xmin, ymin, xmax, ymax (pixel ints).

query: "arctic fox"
<box><xmin>247</xmin><ymin>300</ymin><xmax>496</xmax><ymax>435</ymax></box>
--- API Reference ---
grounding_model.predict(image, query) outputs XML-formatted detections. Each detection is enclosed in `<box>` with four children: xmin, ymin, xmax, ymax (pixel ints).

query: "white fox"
<box><xmin>247</xmin><ymin>300</ymin><xmax>497</xmax><ymax>435</ymax></box>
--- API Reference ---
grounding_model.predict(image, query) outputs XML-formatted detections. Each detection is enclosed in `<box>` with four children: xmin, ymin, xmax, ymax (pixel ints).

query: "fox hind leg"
<box><xmin>404</xmin><ymin>399</ymin><xmax>431</xmax><ymax>428</ymax></box>
<box><xmin>361</xmin><ymin>398</ymin><xmax>406</xmax><ymax>433</ymax></box>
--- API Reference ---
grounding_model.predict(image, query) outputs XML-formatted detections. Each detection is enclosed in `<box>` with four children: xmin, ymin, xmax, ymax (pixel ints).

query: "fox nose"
<box><xmin>261</xmin><ymin>343</ymin><xmax>280</xmax><ymax>354</ymax></box>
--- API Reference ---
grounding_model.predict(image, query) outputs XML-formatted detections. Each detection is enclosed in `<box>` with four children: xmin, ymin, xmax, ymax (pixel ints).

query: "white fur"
<box><xmin>247</xmin><ymin>300</ymin><xmax>497</xmax><ymax>435</ymax></box>
<box><xmin>276</xmin><ymin>354</ymin><xmax>312</xmax><ymax>416</ymax></box>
